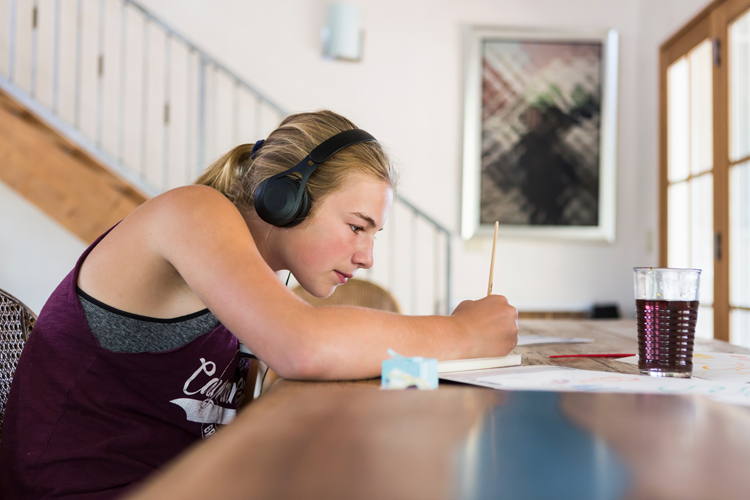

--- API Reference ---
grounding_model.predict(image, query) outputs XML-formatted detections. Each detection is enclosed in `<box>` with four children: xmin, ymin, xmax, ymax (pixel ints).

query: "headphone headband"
<box><xmin>265</xmin><ymin>129</ymin><xmax>376</xmax><ymax>186</ymax></box>
<box><xmin>309</xmin><ymin>129</ymin><xmax>377</xmax><ymax>164</ymax></box>
<box><xmin>254</xmin><ymin>129</ymin><xmax>378</xmax><ymax>227</ymax></box>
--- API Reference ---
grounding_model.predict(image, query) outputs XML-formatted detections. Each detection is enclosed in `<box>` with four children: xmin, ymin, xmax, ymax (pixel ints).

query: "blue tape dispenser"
<box><xmin>381</xmin><ymin>348</ymin><xmax>438</xmax><ymax>390</ymax></box>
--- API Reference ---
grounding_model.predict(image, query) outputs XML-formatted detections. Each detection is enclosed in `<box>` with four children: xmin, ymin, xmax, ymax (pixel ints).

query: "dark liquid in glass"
<box><xmin>636</xmin><ymin>299</ymin><xmax>699</xmax><ymax>377</ymax></box>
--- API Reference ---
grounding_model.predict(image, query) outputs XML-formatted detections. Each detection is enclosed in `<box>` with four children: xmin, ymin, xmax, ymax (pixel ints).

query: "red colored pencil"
<box><xmin>549</xmin><ymin>354</ymin><xmax>635</xmax><ymax>359</ymax></box>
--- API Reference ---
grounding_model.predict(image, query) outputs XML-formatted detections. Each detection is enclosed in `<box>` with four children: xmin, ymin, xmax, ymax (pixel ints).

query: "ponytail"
<box><xmin>194</xmin><ymin>143</ymin><xmax>255</xmax><ymax>203</ymax></box>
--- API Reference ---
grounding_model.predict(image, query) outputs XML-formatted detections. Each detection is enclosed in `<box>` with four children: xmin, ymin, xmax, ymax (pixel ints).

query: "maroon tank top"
<box><xmin>0</xmin><ymin>226</ymin><xmax>247</xmax><ymax>499</ymax></box>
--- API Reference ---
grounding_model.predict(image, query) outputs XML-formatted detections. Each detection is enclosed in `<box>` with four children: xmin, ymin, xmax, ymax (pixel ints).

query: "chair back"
<box><xmin>293</xmin><ymin>279</ymin><xmax>400</xmax><ymax>313</ymax></box>
<box><xmin>0</xmin><ymin>289</ymin><xmax>37</xmax><ymax>441</ymax></box>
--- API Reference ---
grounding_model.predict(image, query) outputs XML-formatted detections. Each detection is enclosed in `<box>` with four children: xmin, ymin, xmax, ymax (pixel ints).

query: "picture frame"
<box><xmin>461</xmin><ymin>26</ymin><xmax>619</xmax><ymax>242</ymax></box>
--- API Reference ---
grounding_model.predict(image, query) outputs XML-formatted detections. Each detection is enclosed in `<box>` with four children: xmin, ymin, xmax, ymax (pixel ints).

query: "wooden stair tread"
<box><xmin>0</xmin><ymin>89</ymin><xmax>147</xmax><ymax>243</ymax></box>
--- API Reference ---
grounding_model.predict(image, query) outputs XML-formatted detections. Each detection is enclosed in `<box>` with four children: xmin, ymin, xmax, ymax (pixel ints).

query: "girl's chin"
<box><xmin>302</xmin><ymin>282</ymin><xmax>337</xmax><ymax>299</ymax></box>
<box><xmin>319</xmin><ymin>284</ymin><xmax>338</xmax><ymax>298</ymax></box>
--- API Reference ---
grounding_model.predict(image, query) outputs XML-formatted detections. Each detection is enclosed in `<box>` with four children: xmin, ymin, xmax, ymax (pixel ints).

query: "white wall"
<box><xmin>0</xmin><ymin>180</ymin><xmax>87</xmax><ymax>314</ymax></box>
<box><xmin>0</xmin><ymin>0</ymin><xmax>710</xmax><ymax>317</ymax></box>
<box><xmin>132</xmin><ymin>0</ymin><xmax>709</xmax><ymax>317</ymax></box>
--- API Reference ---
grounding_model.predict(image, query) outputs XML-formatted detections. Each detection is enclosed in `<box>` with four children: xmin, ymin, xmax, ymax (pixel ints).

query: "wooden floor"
<box><xmin>0</xmin><ymin>89</ymin><xmax>146</xmax><ymax>243</ymax></box>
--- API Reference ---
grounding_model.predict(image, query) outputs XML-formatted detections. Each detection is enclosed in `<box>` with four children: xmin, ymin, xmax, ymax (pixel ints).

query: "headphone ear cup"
<box><xmin>284</xmin><ymin>186</ymin><xmax>311</xmax><ymax>228</ymax></box>
<box><xmin>254</xmin><ymin>175</ymin><xmax>311</xmax><ymax>227</ymax></box>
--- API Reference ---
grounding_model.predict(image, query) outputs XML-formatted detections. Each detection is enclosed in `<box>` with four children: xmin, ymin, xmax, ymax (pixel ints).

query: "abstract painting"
<box><xmin>462</xmin><ymin>28</ymin><xmax>618</xmax><ymax>241</ymax></box>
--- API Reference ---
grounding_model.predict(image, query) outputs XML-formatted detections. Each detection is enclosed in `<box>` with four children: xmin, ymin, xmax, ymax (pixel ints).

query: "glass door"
<box><xmin>729</xmin><ymin>9</ymin><xmax>750</xmax><ymax>345</ymax></box>
<box><xmin>664</xmin><ymin>38</ymin><xmax>715</xmax><ymax>338</ymax></box>
<box><xmin>661</xmin><ymin>0</ymin><xmax>750</xmax><ymax>344</ymax></box>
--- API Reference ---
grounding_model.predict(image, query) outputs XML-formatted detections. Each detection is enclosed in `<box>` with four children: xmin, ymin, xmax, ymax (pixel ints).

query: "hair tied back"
<box><xmin>251</xmin><ymin>139</ymin><xmax>265</xmax><ymax>159</ymax></box>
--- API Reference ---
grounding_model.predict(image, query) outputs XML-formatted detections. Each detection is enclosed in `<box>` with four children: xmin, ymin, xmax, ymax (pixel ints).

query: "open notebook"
<box><xmin>438</xmin><ymin>355</ymin><xmax>522</xmax><ymax>374</ymax></box>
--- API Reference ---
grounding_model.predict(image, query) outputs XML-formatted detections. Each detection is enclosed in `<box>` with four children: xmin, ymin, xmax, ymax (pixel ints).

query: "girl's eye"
<box><xmin>349</xmin><ymin>224</ymin><xmax>364</xmax><ymax>234</ymax></box>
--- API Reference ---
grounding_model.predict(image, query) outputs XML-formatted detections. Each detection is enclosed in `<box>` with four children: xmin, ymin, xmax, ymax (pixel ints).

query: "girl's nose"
<box><xmin>353</xmin><ymin>237</ymin><xmax>374</xmax><ymax>269</ymax></box>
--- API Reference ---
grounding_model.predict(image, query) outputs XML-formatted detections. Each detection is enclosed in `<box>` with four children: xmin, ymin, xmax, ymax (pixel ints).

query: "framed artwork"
<box><xmin>461</xmin><ymin>26</ymin><xmax>619</xmax><ymax>241</ymax></box>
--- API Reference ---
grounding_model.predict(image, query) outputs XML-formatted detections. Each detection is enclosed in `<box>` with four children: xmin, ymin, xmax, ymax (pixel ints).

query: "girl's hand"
<box><xmin>450</xmin><ymin>295</ymin><xmax>518</xmax><ymax>358</ymax></box>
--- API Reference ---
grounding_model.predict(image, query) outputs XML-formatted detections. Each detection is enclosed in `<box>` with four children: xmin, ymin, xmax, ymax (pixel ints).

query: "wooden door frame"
<box><xmin>659</xmin><ymin>0</ymin><xmax>750</xmax><ymax>341</ymax></box>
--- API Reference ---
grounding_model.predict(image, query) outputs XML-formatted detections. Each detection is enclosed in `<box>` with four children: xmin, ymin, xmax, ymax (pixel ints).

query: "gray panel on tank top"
<box><xmin>79</xmin><ymin>293</ymin><xmax>221</xmax><ymax>353</ymax></box>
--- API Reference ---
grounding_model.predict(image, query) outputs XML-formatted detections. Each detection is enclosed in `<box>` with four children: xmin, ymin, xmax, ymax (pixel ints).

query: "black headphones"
<box><xmin>253</xmin><ymin>129</ymin><xmax>377</xmax><ymax>227</ymax></box>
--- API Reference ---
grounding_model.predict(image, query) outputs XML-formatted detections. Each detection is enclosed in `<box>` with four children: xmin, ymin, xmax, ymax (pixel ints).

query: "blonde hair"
<box><xmin>194</xmin><ymin>110</ymin><xmax>398</xmax><ymax>220</ymax></box>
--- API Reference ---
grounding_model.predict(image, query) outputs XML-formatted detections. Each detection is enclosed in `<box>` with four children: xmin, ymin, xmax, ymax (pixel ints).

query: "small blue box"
<box><xmin>381</xmin><ymin>351</ymin><xmax>438</xmax><ymax>390</ymax></box>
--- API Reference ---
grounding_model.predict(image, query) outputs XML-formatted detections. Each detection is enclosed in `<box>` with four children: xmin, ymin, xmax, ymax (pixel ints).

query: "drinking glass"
<box><xmin>634</xmin><ymin>268</ymin><xmax>701</xmax><ymax>378</ymax></box>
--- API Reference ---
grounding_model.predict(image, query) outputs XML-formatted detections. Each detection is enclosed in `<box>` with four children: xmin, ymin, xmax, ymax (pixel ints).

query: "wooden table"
<box><xmin>123</xmin><ymin>320</ymin><xmax>750</xmax><ymax>500</ymax></box>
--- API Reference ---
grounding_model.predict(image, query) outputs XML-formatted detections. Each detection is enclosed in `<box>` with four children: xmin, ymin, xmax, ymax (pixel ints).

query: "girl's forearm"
<box><xmin>276</xmin><ymin>306</ymin><xmax>466</xmax><ymax>380</ymax></box>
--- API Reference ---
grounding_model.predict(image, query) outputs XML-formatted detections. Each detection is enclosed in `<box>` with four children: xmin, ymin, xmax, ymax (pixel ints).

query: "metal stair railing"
<box><xmin>0</xmin><ymin>0</ymin><xmax>451</xmax><ymax>315</ymax></box>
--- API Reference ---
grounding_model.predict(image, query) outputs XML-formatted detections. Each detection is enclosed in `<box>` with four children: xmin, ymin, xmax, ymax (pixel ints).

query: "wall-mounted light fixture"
<box><xmin>321</xmin><ymin>3</ymin><xmax>363</xmax><ymax>62</ymax></box>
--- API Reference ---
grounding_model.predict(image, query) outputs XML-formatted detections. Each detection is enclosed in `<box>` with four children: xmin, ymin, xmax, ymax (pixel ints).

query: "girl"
<box><xmin>0</xmin><ymin>110</ymin><xmax>518</xmax><ymax>499</ymax></box>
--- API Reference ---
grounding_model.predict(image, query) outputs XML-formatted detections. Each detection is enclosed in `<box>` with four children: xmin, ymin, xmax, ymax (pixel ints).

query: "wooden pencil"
<box><xmin>487</xmin><ymin>221</ymin><xmax>498</xmax><ymax>296</ymax></box>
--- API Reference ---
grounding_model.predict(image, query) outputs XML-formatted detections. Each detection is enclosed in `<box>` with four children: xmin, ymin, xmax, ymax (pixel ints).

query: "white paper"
<box><xmin>516</xmin><ymin>335</ymin><xmax>594</xmax><ymax>346</ymax></box>
<box><xmin>618</xmin><ymin>352</ymin><xmax>750</xmax><ymax>384</ymax></box>
<box><xmin>449</xmin><ymin>365</ymin><xmax>750</xmax><ymax>407</ymax></box>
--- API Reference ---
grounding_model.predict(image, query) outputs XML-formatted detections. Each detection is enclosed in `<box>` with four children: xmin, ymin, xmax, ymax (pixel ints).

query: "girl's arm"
<box><xmin>153</xmin><ymin>187</ymin><xmax>518</xmax><ymax>380</ymax></box>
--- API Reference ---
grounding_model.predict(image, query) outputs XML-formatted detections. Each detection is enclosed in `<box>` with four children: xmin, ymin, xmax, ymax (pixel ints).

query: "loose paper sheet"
<box><xmin>516</xmin><ymin>335</ymin><xmax>594</xmax><ymax>346</ymax></box>
<box><xmin>440</xmin><ymin>365</ymin><xmax>750</xmax><ymax>407</ymax></box>
<box><xmin>618</xmin><ymin>352</ymin><xmax>750</xmax><ymax>384</ymax></box>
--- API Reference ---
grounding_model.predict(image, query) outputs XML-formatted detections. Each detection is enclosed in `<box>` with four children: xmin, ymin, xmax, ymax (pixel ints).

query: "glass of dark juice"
<box><xmin>634</xmin><ymin>268</ymin><xmax>701</xmax><ymax>378</ymax></box>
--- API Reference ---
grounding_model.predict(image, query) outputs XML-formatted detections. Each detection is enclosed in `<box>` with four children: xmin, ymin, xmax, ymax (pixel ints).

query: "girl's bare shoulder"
<box><xmin>79</xmin><ymin>185</ymin><xmax>255</xmax><ymax>317</ymax></box>
<box><xmin>87</xmin><ymin>185</ymin><xmax>248</xmax><ymax>276</ymax></box>
<box><xmin>133</xmin><ymin>185</ymin><xmax>247</xmax><ymax>236</ymax></box>
<box><xmin>148</xmin><ymin>185</ymin><xmax>237</xmax><ymax>216</ymax></box>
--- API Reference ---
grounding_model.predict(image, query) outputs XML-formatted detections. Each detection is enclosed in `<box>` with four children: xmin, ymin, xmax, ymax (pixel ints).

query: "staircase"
<box><xmin>0</xmin><ymin>0</ymin><xmax>452</xmax><ymax>315</ymax></box>
<box><xmin>0</xmin><ymin>89</ymin><xmax>145</xmax><ymax>242</ymax></box>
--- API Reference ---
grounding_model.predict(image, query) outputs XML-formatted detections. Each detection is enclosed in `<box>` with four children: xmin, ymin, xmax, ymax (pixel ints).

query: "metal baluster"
<box><xmin>197</xmin><ymin>57</ymin><xmax>206</xmax><ymax>171</ymax></box>
<box><xmin>388</xmin><ymin>202</ymin><xmax>396</xmax><ymax>294</ymax></box>
<box><xmin>211</xmin><ymin>65</ymin><xmax>217</xmax><ymax>159</ymax></box>
<box><xmin>96</xmin><ymin>0</ymin><xmax>105</xmax><ymax>146</ymax></box>
<box><xmin>411</xmin><ymin>210</ymin><xmax>417</xmax><ymax>315</ymax></box>
<box><xmin>434</xmin><ymin>229</ymin><xmax>440</xmax><ymax>314</ymax></box>
<box><xmin>163</xmin><ymin>34</ymin><xmax>171</xmax><ymax>191</ymax></box>
<box><xmin>186</xmin><ymin>49</ymin><xmax>193</xmax><ymax>183</ymax></box>
<box><xmin>255</xmin><ymin>95</ymin><xmax>261</xmax><ymax>139</ymax></box>
<box><xmin>8</xmin><ymin>0</ymin><xmax>16</xmax><ymax>82</ymax></box>
<box><xmin>233</xmin><ymin>81</ymin><xmax>239</xmax><ymax>145</ymax></box>
<box><xmin>52</xmin><ymin>0</ymin><xmax>61</xmax><ymax>113</ymax></box>
<box><xmin>30</xmin><ymin>0</ymin><xmax>38</xmax><ymax>97</ymax></box>
<box><xmin>445</xmin><ymin>229</ymin><xmax>451</xmax><ymax>315</ymax></box>
<box><xmin>140</xmin><ymin>14</ymin><xmax>149</xmax><ymax>181</ymax></box>
<box><xmin>74</xmin><ymin>0</ymin><xmax>82</xmax><ymax>127</ymax></box>
<box><xmin>118</xmin><ymin>0</ymin><xmax>127</xmax><ymax>163</ymax></box>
